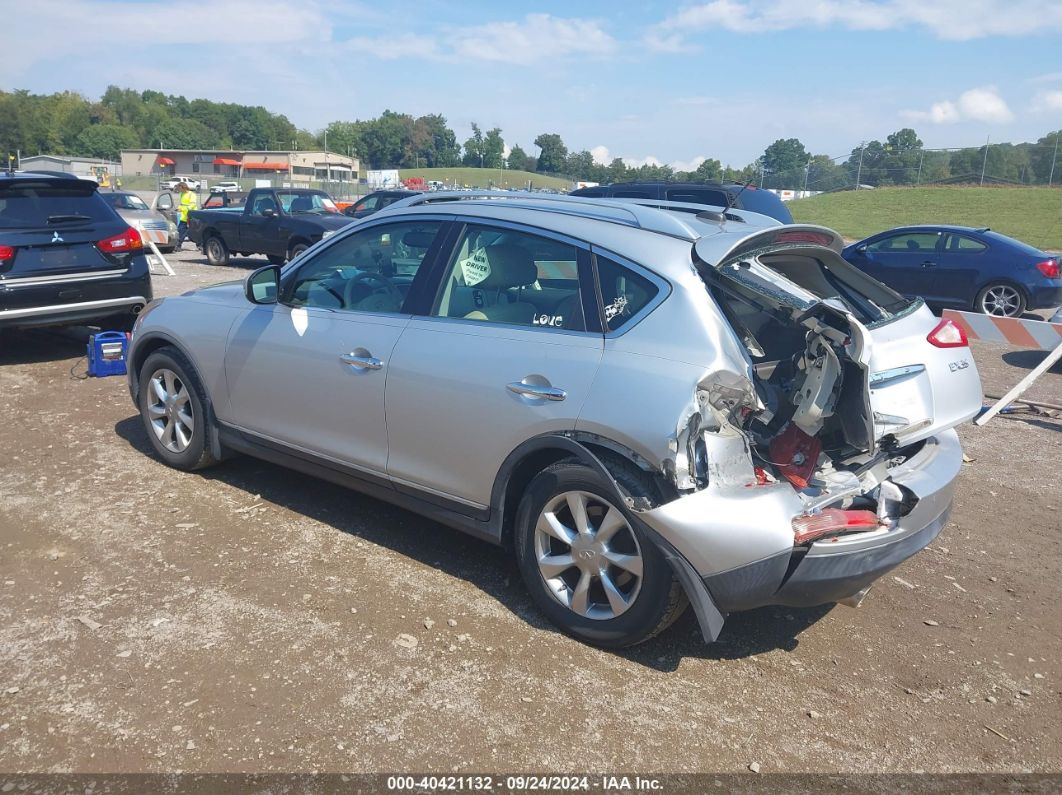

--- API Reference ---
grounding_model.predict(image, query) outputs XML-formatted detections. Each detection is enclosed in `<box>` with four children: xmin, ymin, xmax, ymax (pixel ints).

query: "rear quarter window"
<box><xmin>665</xmin><ymin>188</ymin><xmax>729</xmax><ymax>206</ymax></box>
<box><xmin>594</xmin><ymin>254</ymin><xmax>659</xmax><ymax>331</ymax></box>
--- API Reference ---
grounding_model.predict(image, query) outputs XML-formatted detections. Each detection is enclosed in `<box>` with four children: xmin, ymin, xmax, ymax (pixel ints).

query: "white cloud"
<box><xmin>646</xmin><ymin>1</ymin><xmax>1062</xmax><ymax>51</ymax></box>
<box><xmin>343</xmin><ymin>34</ymin><xmax>440</xmax><ymax>59</ymax></box>
<box><xmin>1032</xmin><ymin>90</ymin><xmax>1062</xmax><ymax>113</ymax></box>
<box><xmin>670</xmin><ymin>156</ymin><xmax>708</xmax><ymax>172</ymax></box>
<box><xmin>449</xmin><ymin>14</ymin><xmax>617</xmax><ymax>65</ymax></box>
<box><xmin>901</xmin><ymin>87</ymin><xmax>1013</xmax><ymax>124</ymax></box>
<box><xmin>623</xmin><ymin>155</ymin><xmax>664</xmax><ymax>169</ymax></box>
<box><xmin>590</xmin><ymin>145</ymin><xmax>611</xmax><ymax>165</ymax></box>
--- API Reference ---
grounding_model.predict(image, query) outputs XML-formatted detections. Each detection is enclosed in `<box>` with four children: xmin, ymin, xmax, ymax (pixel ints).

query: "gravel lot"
<box><xmin>1</xmin><ymin>247</ymin><xmax>1059</xmax><ymax>775</ymax></box>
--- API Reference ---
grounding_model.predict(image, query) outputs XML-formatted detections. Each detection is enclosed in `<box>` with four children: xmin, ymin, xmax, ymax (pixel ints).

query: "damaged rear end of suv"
<box><xmin>628</xmin><ymin>224</ymin><xmax>983</xmax><ymax>640</ymax></box>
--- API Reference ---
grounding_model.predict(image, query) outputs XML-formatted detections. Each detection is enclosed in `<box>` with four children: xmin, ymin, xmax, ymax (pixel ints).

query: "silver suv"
<box><xmin>128</xmin><ymin>193</ymin><xmax>983</xmax><ymax>647</ymax></box>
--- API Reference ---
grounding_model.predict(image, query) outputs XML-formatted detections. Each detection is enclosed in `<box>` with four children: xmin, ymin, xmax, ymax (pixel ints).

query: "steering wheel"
<box><xmin>343</xmin><ymin>271</ymin><xmax>403</xmax><ymax>311</ymax></box>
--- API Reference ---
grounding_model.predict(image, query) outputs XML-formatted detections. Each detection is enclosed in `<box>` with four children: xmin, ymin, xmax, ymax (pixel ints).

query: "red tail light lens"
<box><xmin>0</xmin><ymin>244</ymin><xmax>15</xmax><ymax>265</ymax></box>
<box><xmin>1035</xmin><ymin>259</ymin><xmax>1060</xmax><ymax>279</ymax></box>
<box><xmin>792</xmin><ymin>508</ymin><xmax>882</xmax><ymax>545</ymax></box>
<box><xmin>97</xmin><ymin>226</ymin><xmax>143</xmax><ymax>254</ymax></box>
<box><xmin>774</xmin><ymin>230</ymin><xmax>835</xmax><ymax>247</ymax></box>
<box><xmin>927</xmin><ymin>318</ymin><xmax>968</xmax><ymax>348</ymax></box>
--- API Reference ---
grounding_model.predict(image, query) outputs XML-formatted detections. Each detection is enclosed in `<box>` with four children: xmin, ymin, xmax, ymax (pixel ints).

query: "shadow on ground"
<box><xmin>0</xmin><ymin>326</ymin><xmax>100</xmax><ymax>366</ymax></box>
<box><xmin>1001</xmin><ymin>348</ymin><xmax>1062</xmax><ymax>373</ymax></box>
<box><xmin>113</xmin><ymin>415</ymin><xmax>831</xmax><ymax>670</ymax></box>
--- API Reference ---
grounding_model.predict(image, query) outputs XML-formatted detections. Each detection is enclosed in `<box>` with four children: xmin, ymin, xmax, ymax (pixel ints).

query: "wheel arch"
<box><xmin>129</xmin><ymin>332</ymin><xmax>224</xmax><ymax>459</ymax></box>
<box><xmin>287</xmin><ymin>236</ymin><xmax>312</xmax><ymax>257</ymax></box>
<box><xmin>973</xmin><ymin>278</ymin><xmax>1028</xmax><ymax>311</ymax></box>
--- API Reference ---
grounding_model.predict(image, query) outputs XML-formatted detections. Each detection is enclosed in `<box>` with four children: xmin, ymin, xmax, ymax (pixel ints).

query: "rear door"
<box><xmin>859</xmin><ymin>230</ymin><xmax>945</xmax><ymax>301</ymax></box>
<box><xmin>385</xmin><ymin>220</ymin><xmax>603</xmax><ymax>508</ymax></box>
<box><xmin>0</xmin><ymin>179</ymin><xmax>137</xmax><ymax>313</ymax></box>
<box><xmin>239</xmin><ymin>192</ymin><xmax>284</xmax><ymax>256</ymax></box>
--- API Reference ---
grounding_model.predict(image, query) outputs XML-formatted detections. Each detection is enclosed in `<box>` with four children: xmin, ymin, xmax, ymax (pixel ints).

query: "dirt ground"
<box><xmin>1</xmin><ymin>248</ymin><xmax>1060</xmax><ymax>775</ymax></box>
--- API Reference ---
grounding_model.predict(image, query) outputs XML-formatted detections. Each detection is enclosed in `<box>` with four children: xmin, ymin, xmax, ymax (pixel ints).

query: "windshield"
<box><xmin>103</xmin><ymin>192</ymin><xmax>150</xmax><ymax>211</ymax></box>
<box><xmin>277</xmin><ymin>191</ymin><xmax>339</xmax><ymax>214</ymax></box>
<box><xmin>0</xmin><ymin>182</ymin><xmax>117</xmax><ymax>229</ymax></box>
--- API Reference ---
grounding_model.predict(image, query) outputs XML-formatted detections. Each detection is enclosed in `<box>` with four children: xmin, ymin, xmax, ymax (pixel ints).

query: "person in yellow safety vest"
<box><xmin>176</xmin><ymin>182</ymin><xmax>198</xmax><ymax>249</ymax></box>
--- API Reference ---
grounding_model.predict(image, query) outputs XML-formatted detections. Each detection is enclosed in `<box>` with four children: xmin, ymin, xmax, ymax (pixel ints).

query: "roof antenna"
<box><xmin>695</xmin><ymin>181</ymin><xmax>751</xmax><ymax>228</ymax></box>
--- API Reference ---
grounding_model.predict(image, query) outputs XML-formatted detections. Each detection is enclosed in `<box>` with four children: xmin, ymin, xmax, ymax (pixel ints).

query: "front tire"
<box><xmin>204</xmin><ymin>235</ymin><xmax>229</xmax><ymax>266</ymax></box>
<box><xmin>138</xmin><ymin>347</ymin><xmax>218</xmax><ymax>471</ymax></box>
<box><xmin>514</xmin><ymin>461</ymin><xmax>687</xmax><ymax>648</ymax></box>
<box><xmin>288</xmin><ymin>242</ymin><xmax>309</xmax><ymax>261</ymax></box>
<box><xmin>976</xmin><ymin>283</ymin><xmax>1026</xmax><ymax>317</ymax></box>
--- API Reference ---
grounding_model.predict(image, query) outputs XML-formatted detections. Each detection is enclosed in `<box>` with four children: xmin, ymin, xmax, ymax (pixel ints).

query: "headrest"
<box><xmin>403</xmin><ymin>229</ymin><xmax>435</xmax><ymax>248</ymax></box>
<box><xmin>290</xmin><ymin>196</ymin><xmax>312</xmax><ymax>211</ymax></box>
<box><xmin>459</xmin><ymin>244</ymin><xmax>537</xmax><ymax>289</ymax></box>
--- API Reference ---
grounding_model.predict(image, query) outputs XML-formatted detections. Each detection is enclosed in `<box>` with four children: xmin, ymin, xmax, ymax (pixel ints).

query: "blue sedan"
<box><xmin>842</xmin><ymin>225</ymin><xmax>1062</xmax><ymax>317</ymax></box>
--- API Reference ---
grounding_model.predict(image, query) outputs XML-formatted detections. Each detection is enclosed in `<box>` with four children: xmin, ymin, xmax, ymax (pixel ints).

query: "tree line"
<box><xmin>2</xmin><ymin>87</ymin><xmax>1059</xmax><ymax>188</ymax></box>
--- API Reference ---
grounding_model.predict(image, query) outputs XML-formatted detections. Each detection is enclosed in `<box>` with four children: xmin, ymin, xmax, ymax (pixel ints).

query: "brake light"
<box><xmin>1035</xmin><ymin>259</ymin><xmax>1060</xmax><ymax>279</ymax></box>
<box><xmin>775</xmin><ymin>230</ymin><xmax>835</xmax><ymax>247</ymax></box>
<box><xmin>792</xmin><ymin>508</ymin><xmax>882</xmax><ymax>545</ymax></box>
<box><xmin>0</xmin><ymin>244</ymin><xmax>14</xmax><ymax>268</ymax></box>
<box><xmin>927</xmin><ymin>318</ymin><xmax>968</xmax><ymax>348</ymax></box>
<box><xmin>97</xmin><ymin>226</ymin><xmax>143</xmax><ymax>254</ymax></box>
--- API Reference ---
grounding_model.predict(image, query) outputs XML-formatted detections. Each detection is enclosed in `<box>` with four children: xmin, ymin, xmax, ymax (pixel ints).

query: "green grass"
<box><xmin>397</xmin><ymin>167</ymin><xmax>571</xmax><ymax>192</ymax></box>
<box><xmin>789</xmin><ymin>186</ymin><xmax>1062</xmax><ymax>250</ymax></box>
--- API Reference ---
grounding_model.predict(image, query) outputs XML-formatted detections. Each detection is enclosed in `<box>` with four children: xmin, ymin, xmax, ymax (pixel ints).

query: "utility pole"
<box><xmin>803</xmin><ymin>156</ymin><xmax>811</xmax><ymax>193</ymax></box>
<box><xmin>855</xmin><ymin>141</ymin><xmax>865</xmax><ymax>189</ymax></box>
<box><xmin>916</xmin><ymin>149</ymin><xmax>925</xmax><ymax>185</ymax></box>
<box><xmin>1049</xmin><ymin>134</ymin><xmax>1059</xmax><ymax>187</ymax></box>
<box><xmin>980</xmin><ymin>135</ymin><xmax>990</xmax><ymax>187</ymax></box>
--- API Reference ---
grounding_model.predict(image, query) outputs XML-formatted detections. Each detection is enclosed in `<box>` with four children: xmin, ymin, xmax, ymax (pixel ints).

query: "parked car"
<box><xmin>101</xmin><ymin>190</ymin><xmax>178</xmax><ymax>252</ymax></box>
<box><xmin>210</xmin><ymin>181</ymin><xmax>241</xmax><ymax>193</ymax></box>
<box><xmin>188</xmin><ymin>187</ymin><xmax>351</xmax><ymax>265</ymax></box>
<box><xmin>342</xmin><ymin>189</ymin><xmax>420</xmax><ymax>219</ymax></box>
<box><xmin>0</xmin><ymin>171</ymin><xmax>151</xmax><ymax>331</ymax></box>
<box><xmin>128</xmin><ymin>192</ymin><xmax>982</xmax><ymax>648</ymax></box>
<box><xmin>160</xmin><ymin>177</ymin><xmax>200</xmax><ymax>191</ymax></box>
<box><xmin>842</xmin><ymin>226</ymin><xmax>1062</xmax><ymax>317</ymax></box>
<box><xmin>570</xmin><ymin>181</ymin><xmax>794</xmax><ymax>224</ymax></box>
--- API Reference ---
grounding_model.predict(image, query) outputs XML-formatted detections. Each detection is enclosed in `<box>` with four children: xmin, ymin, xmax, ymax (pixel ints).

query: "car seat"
<box><xmin>289</xmin><ymin>195</ymin><xmax>313</xmax><ymax>212</ymax></box>
<box><xmin>460</xmin><ymin>244</ymin><xmax>538</xmax><ymax>325</ymax></box>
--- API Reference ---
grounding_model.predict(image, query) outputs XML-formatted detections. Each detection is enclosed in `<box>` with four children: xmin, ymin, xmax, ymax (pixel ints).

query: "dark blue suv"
<box><xmin>569</xmin><ymin>181</ymin><xmax>794</xmax><ymax>224</ymax></box>
<box><xmin>0</xmin><ymin>171</ymin><xmax>152</xmax><ymax>330</ymax></box>
<box><xmin>842</xmin><ymin>225</ymin><xmax>1061</xmax><ymax>317</ymax></box>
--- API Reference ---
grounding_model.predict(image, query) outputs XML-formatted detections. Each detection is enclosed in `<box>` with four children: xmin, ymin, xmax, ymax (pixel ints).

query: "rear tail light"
<box><xmin>927</xmin><ymin>318</ymin><xmax>968</xmax><ymax>348</ymax></box>
<box><xmin>96</xmin><ymin>226</ymin><xmax>143</xmax><ymax>254</ymax></box>
<box><xmin>792</xmin><ymin>508</ymin><xmax>882</xmax><ymax>545</ymax></box>
<box><xmin>1035</xmin><ymin>259</ymin><xmax>1060</xmax><ymax>279</ymax></box>
<box><xmin>0</xmin><ymin>244</ymin><xmax>15</xmax><ymax>269</ymax></box>
<box><xmin>774</xmin><ymin>230</ymin><xmax>835</xmax><ymax>247</ymax></box>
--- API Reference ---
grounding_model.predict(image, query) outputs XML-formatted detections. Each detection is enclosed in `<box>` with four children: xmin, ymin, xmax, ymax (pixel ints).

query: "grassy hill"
<box><xmin>789</xmin><ymin>186</ymin><xmax>1062</xmax><ymax>250</ymax></box>
<box><xmin>396</xmin><ymin>167</ymin><xmax>571</xmax><ymax>192</ymax></box>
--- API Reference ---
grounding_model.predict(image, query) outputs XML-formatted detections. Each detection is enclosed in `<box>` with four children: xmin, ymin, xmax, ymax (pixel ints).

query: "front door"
<box><xmin>385</xmin><ymin>221</ymin><xmax>604</xmax><ymax>508</ymax></box>
<box><xmin>861</xmin><ymin>230</ymin><xmax>945</xmax><ymax>301</ymax></box>
<box><xmin>222</xmin><ymin>218</ymin><xmax>447</xmax><ymax>476</ymax></box>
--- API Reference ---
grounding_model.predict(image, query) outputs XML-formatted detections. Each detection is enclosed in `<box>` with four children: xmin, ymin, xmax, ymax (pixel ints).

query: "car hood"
<box><xmin>313</xmin><ymin>214</ymin><xmax>357</xmax><ymax>231</ymax></box>
<box><xmin>182</xmin><ymin>280</ymin><xmax>244</xmax><ymax>304</ymax></box>
<box><xmin>115</xmin><ymin>208</ymin><xmax>170</xmax><ymax>225</ymax></box>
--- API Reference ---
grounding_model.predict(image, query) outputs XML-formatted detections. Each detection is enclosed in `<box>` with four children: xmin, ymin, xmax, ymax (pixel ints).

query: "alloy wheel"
<box><xmin>146</xmin><ymin>368</ymin><xmax>194</xmax><ymax>453</ymax></box>
<box><xmin>980</xmin><ymin>285</ymin><xmax>1022</xmax><ymax>317</ymax></box>
<box><xmin>533</xmin><ymin>490</ymin><xmax>644</xmax><ymax>620</ymax></box>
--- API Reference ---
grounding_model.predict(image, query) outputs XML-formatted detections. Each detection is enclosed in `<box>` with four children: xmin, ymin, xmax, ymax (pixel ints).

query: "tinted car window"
<box><xmin>613</xmin><ymin>189</ymin><xmax>653</xmax><ymax>199</ymax></box>
<box><xmin>868</xmin><ymin>232</ymin><xmax>941</xmax><ymax>253</ymax></box>
<box><xmin>433</xmin><ymin>225</ymin><xmax>585</xmax><ymax>331</ymax></box>
<box><xmin>0</xmin><ymin>181</ymin><xmax>118</xmax><ymax>228</ymax></box>
<box><xmin>594</xmin><ymin>254</ymin><xmax>659</xmax><ymax>332</ymax></box>
<box><xmin>571</xmin><ymin>187</ymin><xmax>606</xmax><ymax>197</ymax></box>
<box><xmin>102</xmin><ymin>192</ymin><xmax>150</xmax><ymax>211</ymax></box>
<box><xmin>665</xmin><ymin>188</ymin><xmax>729</xmax><ymax>206</ymax></box>
<box><xmin>946</xmin><ymin>235</ymin><xmax>987</xmax><ymax>252</ymax></box>
<box><xmin>731</xmin><ymin>188</ymin><xmax>794</xmax><ymax>223</ymax></box>
<box><xmin>285</xmin><ymin>221</ymin><xmax>442</xmax><ymax>313</ymax></box>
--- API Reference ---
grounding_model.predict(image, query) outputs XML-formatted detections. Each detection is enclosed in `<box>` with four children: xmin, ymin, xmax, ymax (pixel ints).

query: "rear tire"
<box><xmin>288</xmin><ymin>242</ymin><xmax>309</xmax><ymax>261</ymax></box>
<box><xmin>976</xmin><ymin>283</ymin><xmax>1026</xmax><ymax>317</ymax></box>
<box><xmin>514</xmin><ymin>460</ymin><xmax>687</xmax><ymax>648</ymax></box>
<box><xmin>137</xmin><ymin>347</ymin><xmax>218</xmax><ymax>471</ymax></box>
<box><xmin>204</xmin><ymin>235</ymin><xmax>229</xmax><ymax>267</ymax></box>
<box><xmin>267</xmin><ymin>254</ymin><xmax>286</xmax><ymax>265</ymax></box>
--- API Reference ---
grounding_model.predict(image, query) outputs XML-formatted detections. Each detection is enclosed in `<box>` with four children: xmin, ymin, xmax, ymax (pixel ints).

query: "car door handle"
<box><xmin>921</xmin><ymin>260</ymin><xmax>936</xmax><ymax>268</ymax></box>
<box><xmin>507</xmin><ymin>382</ymin><xmax>566</xmax><ymax>401</ymax></box>
<box><xmin>340</xmin><ymin>352</ymin><xmax>384</xmax><ymax>370</ymax></box>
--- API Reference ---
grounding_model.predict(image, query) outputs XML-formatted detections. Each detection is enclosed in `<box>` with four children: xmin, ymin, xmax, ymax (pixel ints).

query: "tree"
<box><xmin>462</xmin><ymin>122</ymin><xmax>484</xmax><ymax>167</ymax></box>
<box><xmin>153</xmin><ymin>117</ymin><xmax>218</xmax><ymax>150</ymax></box>
<box><xmin>483</xmin><ymin>128</ymin><xmax>504</xmax><ymax>169</ymax></box>
<box><xmin>692</xmin><ymin>158</ymin><xmax>722</xmax><ymax>182</ymax></box>
<box><xmin>507</xmin><ymin>144</ymin><xmax>529</xmax><ymax>171</ymax></box>
<box><xmin>412</xmin><ymin>114</ymin><xmax>460</xmax><ymax>167</ymax></box>
<box><xmin>74</xmin><ymin>124</ymin><xmax>139</xmax><ymax>160</ymax></box>
<box><xmin>606</xmin><ymin>157</ymin><xmax>627</xmax><ymax>183</ymax></box>
<box><xmin>533</xmin><ymin>132</ymin><xmax>567</xmax><ymax>173</ymax></box>
<box><xmin>760</xmin><ymin>138</ymin><xmax>809</xmax><ymax>186</ymax></box>
<box><xmin>1030</xmin><ymin>130</ymin><xmax>1062</xmax><ymax>184</ymax></box>
<box><xmin>565</xmin><ymin>150</ymin><xmax>594</xmax><ymax>179</ymax></box>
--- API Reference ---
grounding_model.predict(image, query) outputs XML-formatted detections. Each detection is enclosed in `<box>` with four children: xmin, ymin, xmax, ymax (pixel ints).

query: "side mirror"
<box><xmin>156</xmin><ymin>194</ymin><xmax>173</xmax><ymax>211</ymax></box>
<box><xmin>855</xmin><ymin>245</ymin><xmax>867</xmax><ymax>255</ymax></box>
<box><xmin>245</xmin><ymin>264</ymin><xmax>280</xmax><ymax>304</ymax></box>
<box><xmin>261</xmin><ymin>208</ymin><xmax>276</xmax><ymax>218</ymax></box>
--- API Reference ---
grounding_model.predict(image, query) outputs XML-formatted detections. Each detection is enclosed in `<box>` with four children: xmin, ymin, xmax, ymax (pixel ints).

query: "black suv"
<box><xmin>0</xmin><ymin>172</ymin><xmax>151</xmax><ymax>331</ymax></box>
<box><xmin>569</xmin><ymin>181</ymin><xmax>793</xmax><ymax>224</ymax></box>
<box><xmin>342</xmin><ymin>189</ymin><xmax>421</xmax><ymax>219</ymax></box>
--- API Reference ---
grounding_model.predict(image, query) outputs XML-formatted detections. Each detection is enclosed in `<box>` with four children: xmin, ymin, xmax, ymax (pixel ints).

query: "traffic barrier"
<box><xmin>942</xmin><ymin>309</ymin><xmax>1062</xmax><ymax>351</ymax></box>
<box><xmin>940</xmin><ymin>310</ymin><xmax>1062</xmax><ymax>425</ymax></box>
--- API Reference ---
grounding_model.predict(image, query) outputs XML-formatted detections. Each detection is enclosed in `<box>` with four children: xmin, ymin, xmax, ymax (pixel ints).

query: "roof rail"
<box><xmin>383</xmin><ymin>190</ymin><xmax>704</xmax><ymax>239</ymax></box>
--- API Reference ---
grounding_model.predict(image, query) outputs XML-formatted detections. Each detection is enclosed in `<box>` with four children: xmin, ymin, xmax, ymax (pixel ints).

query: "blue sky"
<box><xmin>6</xmin><ymin>0</ymin><xmax>1062</xmax><ymax>168</ymax></box>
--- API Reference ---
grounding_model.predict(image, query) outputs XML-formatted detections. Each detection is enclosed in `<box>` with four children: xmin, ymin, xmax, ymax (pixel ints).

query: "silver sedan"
<box><xmin>127</xmin><ymin>192</ymin><xmax>984</xmax><ymax>648</ymax></box>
